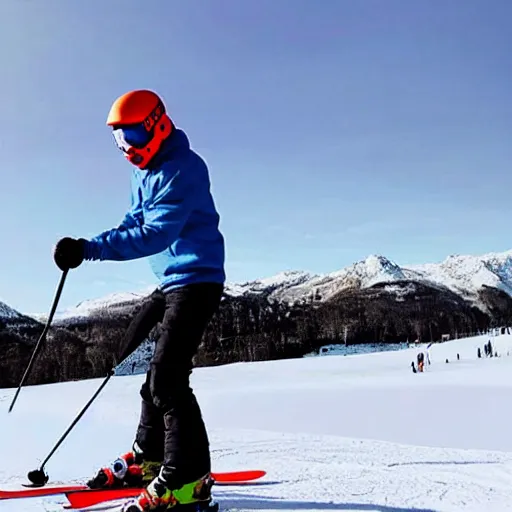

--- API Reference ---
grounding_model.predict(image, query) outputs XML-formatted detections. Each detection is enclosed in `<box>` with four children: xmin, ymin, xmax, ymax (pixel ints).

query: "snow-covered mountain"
<box><xmin>225</xmin><ymin>255</ymin><xmax>408</xmax><ymax>303</ymax></box>
<box><xmin>225</xmin><ymin>270</ymin><xmax>314</xmax><ymax>297</ymax></box>
<box><xmin>238</xmin><ymin>254</ymin><xmax>411</xmax><ymax>304</ymax></box>
<box><xmin>226</xmin><ymin>250</ymin><xmax>512</xmax><ymax>307</ymax></box>
<box><xmin>35</xmin><ymin>249</ymin><xmax>512</xmax><ymax>321</ymax></box>
<box><xmin>406</xmin><ymin>250</ymin><xmax>512</xmax><ymax>300</ymax></box>
<box><xmin>0</xmin><ymin>300</ymin><xmax>41</xmax><ymax>328</ymax></box>
<box><xmin>0</xmin><ymin>301</ymin><xmax>23</xmax><ymax>321</ymax></box>
<box><xmin>53</xmin><ymin>287</ymin><xmax>155</xmax><ymax>322</ymax></box>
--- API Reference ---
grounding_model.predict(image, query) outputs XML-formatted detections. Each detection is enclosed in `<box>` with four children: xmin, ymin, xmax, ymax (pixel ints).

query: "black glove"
<box><xmin>53</xmin><ymin>237</ymin><xmax>86</xmax><ymax>271</ymax></box>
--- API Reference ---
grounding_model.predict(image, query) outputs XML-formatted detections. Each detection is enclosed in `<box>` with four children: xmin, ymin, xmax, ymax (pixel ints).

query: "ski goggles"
<box><xmin>112</xmin><ymin>124</ymin><xmax>153</xmax><ymax>152</ymax></box>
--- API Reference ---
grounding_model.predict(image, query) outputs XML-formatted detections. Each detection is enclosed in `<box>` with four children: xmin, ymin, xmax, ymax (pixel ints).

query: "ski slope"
<box><xmin>1</xmin><ymin>333</ymin><xmax>512</xmax><ymax>511</ymax></box>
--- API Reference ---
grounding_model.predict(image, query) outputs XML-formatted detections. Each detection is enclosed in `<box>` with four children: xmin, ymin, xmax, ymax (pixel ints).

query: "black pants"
<box><xmin>134</xmin><ymin>282</ymin><xmax>223</xmax><ymax>488</ymax></box>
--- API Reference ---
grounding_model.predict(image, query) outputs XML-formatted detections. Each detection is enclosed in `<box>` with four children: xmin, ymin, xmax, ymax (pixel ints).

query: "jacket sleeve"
<box><xmin>83</xmin><ymin>168</ymin><xmax>193</xmax><ymax>262</ymax></box>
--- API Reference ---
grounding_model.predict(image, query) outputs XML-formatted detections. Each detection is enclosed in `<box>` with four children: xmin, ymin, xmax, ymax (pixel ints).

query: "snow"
<box><xmin>225</xmin><ymin>271</ymin><xmax>313</xmax><ymax>298</ymax></box>
<box><xmin>285</xmin><ymin>255</ymin><xmax>407</xmax><ymax>302</ymax></box>
<box><xmin>114</xmin><ymin>340</ymin><xmax>155</xmax><ymax>376</ymax></box>
<box><xmin>279</xmin><ymin>251</ymin><xmax>512</xmax><ymax>306</ymax></box>
<box><xmin>38</xmin><ymin>249</ymin><xmax>512</xmax><ymax>321</ymax></box>
<box><xmin>305</xmin><ymin>342</ymin><xmax>409</xmax><ymax>358</ymax></box>
<box><xmin>406</xmin><ymin>251</ymin><xmax>512</xmax><ymax>299</ymax></box>
<box><xmin>0</xmin><ymin>300</ymin><xmax>23</xmax><ymax>321</ymax></box>
<box><xmin>51</xmin><ymin>288</ymin><xmax>155</xmax><ymax>321</ymax></box>
<box><xmin>2</xmin><ymin>332</ymin><xmax>512</xmax><ymax>511</ymax></box>
<box><xmin>223</xmin><ymin>255</ymin><xmax>409</xmax><ymax>306</ymax></box>
<box><xmin>382</xmin><ymin>283</ymin><xmax>418</xmax><ymax>301</ymax></box>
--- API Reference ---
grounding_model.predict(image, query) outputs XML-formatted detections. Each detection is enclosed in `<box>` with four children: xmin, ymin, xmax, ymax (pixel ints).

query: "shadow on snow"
<box><xmin>219</xmin><ymin>492</ymin><xmax>439</xmax><ymax>512</ymax></box>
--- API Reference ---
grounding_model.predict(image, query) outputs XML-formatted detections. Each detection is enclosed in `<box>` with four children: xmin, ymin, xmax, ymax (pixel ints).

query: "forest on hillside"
<box><xmin>1</xmin><ymin>280</ymin><xmax>511</xmax><ymax>388</ymax></box>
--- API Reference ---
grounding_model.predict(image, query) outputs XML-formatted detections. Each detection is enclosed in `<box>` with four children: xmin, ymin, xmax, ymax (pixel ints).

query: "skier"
<box><xmin>53</xmin><ymin>90</ymin><xmax>225</xmax><ymax>511</ymax></box>
<box><xmin>425</xmin><ymin>342</ymin><xmax>432</xmax><ymax>365</ymax></box>
<box><xmin>417</xmin><ymin>352</ymin><xmax>424</xmax><ymax>372</ymax></box>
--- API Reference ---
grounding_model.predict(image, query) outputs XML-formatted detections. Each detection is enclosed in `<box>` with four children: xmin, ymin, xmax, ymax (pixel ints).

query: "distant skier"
<box><xmin>425</xmin><ymin>342</ymin><xmax>432</xmax><ymax>365</ymax></box>
<box><xmin>53</xmin><ymin>90</ymin><xmax>225</xmax><ymax>511</ymax></box>
<box><xmin>411</xmin><ymin>361</ymin><xmax>417</xmax><ymax>374</ymax></box>
<box><xmin>417</xmin><ymin>352</ymin><xmax>424</xmax><ymax>372</ymax></box>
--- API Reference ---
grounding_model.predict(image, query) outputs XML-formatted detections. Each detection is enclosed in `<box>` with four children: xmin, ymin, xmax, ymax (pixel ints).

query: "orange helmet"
<box><xmin>107</xmin><ymin>90</ymin><xmax>173</xmax><ymax>169</ymax></box>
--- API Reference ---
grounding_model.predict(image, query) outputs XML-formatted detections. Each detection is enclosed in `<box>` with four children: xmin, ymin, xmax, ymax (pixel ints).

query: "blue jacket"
<box><xmin>83</xmin><ymin>129</ymin><xmax>225</xmax><ymax>292</ymax></box>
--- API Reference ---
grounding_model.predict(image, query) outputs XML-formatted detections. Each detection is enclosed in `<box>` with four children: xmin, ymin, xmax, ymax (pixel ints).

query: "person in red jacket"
<box><xmin>417</xmin><ymin>352</ymin><xmax>424</xmax><ymax>372</ymax></box>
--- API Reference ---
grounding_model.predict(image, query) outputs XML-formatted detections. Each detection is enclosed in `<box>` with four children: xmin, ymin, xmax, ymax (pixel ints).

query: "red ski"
<box><xmin>0</xmin><ymin>484</ymin><xmax>88</xmax><ymax>500</ymax></box>
<box><xmin>64</xmin><ymin>470</ymin><xmax>266</xmax><ymax>509</ymax></box>
<box><xmin>0</xmin><ymin>470</ymin><xmax>265</xmax><ymax>503</ymax></box>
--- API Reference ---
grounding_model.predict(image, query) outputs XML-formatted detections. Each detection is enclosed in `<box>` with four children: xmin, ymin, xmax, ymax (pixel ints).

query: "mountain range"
<box><xmin>0</xmin><ymin>300</ymin><xmax>42</xmax><ymax>331</ymax></box>
<box><xmin>17</xmin><ymin>248</ymin><xmax>509</xmax><ymax>323</ymax></box>
<box><xmin>2</xmin><ymin>248</ymin><xmax>511</xmax><ymax>388</ymax></box>
<box><xmin>227</xmin><ymin>250</ymin><xmax>512</xmax><ymax>305</ymax></box>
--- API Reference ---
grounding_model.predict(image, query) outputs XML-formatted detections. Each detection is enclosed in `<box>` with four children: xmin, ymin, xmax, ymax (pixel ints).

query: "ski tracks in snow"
<box><xmin>209</xmin><ymin>429</ymin><xmax>512</xmax><ymax>512</ymax></box>
<box><xmin>1</xmin><ymin>429</ymin><xmax>512</xmax><ymax>511</ymax></box>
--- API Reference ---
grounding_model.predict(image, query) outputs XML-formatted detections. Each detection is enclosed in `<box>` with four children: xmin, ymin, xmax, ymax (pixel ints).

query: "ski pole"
<box><xmin>8</xmin><ymin>269</ymin><xmax>69</xmax><ymax>413</ymax></box>
<box><xmin>27</xmin><ymin>369</ymin><xmax>115</xmax><ymax>486</ymax></box>
<box><xmin>27</xmin><ymin>290</ymin><xmax>166</xmax><ymax>486</ymax></box>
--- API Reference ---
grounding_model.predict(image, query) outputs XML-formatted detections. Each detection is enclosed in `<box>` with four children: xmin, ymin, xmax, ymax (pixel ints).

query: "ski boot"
<box><xmin>87</xmin><ymin>442</ymin><xmax>164</xmax><ymax>490</ymax></box>
<box><xmin>120</xmin><ymin>468</ymin><xmax>218</xmax><ymax>512</ymax></box>
<box><xmin>87</xmin><ymin>451</ymin><xmax>144</xmax><ymax>489</ymax></box>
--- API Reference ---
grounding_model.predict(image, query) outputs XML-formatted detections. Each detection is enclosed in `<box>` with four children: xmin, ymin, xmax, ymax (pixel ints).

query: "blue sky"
<box><xmin>0</xmin><ymin>0</ymin><xmax>510</xmax><ymax>314</ymax></box>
